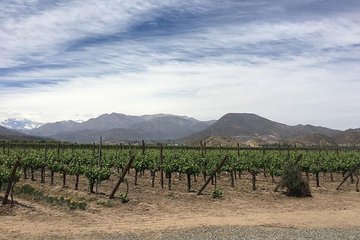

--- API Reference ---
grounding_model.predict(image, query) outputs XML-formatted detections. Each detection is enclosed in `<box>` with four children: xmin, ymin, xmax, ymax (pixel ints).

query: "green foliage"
<box><xmin>84</xmin><ymin>167</ymin><xmax>110</xmax><ymax>185</ymax></box>
<box><xmin>212</xmin><ymin>187</ymin><xmax>224</xmax><ymax>199</ymax></box>
<box><xmin>2</xmin><ymin>143</ymin><xmax>360</xmax><ymax>199</ymax></box>
<box><xmin>0</xmin><ymin>166</ymin><xmax>11</xmax><ymax>183</ymax></box>
<box><xmin>119</xmin><ymin>193</ymin><xmax>129</xmax><ymax>203</ymax></box>
<box><xmin>178</xmin><ymin>152</ymin><xmax>200</xmax><ymax>175</ymax></box>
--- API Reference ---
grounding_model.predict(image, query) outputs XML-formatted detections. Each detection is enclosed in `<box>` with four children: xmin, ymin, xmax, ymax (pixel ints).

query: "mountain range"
<box><xmin>26</xmin><ymin>113</ymin><xmax>215</xmax><ymax>143</ymax></box>
<box><xmin>1</xmin><ymin>112</ymin><xmax>359</xmax><ymax>146</ymax></box>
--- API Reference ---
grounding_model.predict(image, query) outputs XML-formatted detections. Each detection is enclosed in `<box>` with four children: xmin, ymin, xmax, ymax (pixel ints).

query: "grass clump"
<box><xmin>212</xmin><ymin>187</ymin><xmax>224</xmax><ymax>199</ymax></box>
<box><xmin>97</xmin><ymin>199</ymin><xmax>114</xmax><ymax>207</ymax></box>
<box><xmin>119</xmin><ymin>193</ymin><xmax>129</xmax><ymax>203</ymax></box>
<box><xmin>16</xmin><ymin>184</ymin><xmax>87</xmax><ymax>210</ymax></box>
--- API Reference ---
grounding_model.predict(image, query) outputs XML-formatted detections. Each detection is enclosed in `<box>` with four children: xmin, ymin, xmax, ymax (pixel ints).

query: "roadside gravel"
<box><xmin>92</xmin><ymin>226</ymin><xmax>360</xmax><ymax>240</ymax></box>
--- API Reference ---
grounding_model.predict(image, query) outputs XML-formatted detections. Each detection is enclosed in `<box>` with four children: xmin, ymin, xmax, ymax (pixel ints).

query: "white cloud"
<box><xmin>1</xmin><ymin>55</ymin><xmax>360</xmax><ymax>129</ymax></box>
<box><xmin>0</xmin><ymin>1</ymin><xmax>359</xmax><ymax>129</ymax></box>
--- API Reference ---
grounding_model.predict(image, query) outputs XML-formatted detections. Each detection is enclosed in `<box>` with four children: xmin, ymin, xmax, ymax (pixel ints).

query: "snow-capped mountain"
<box><xmin>0</xmin><ymin>118</ymin><xmax>44</xmax><ymax>131</ymax></box>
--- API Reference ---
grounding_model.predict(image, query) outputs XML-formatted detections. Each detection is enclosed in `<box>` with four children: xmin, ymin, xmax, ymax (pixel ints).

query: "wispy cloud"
<box><xmin>0</xmin><ymin>0</ymin><xmax>359</xmax><ymax>129</ymax></box>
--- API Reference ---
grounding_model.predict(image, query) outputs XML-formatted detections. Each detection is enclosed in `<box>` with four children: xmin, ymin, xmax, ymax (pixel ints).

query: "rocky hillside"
<box><xmin>185</xmin><ymin>113</ymin><xmax>341</xmax><ymax>144</ymax></box>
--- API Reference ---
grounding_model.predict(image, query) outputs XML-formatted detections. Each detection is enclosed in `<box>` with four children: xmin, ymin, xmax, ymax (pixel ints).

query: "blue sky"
<box><xmin>0</xmin><ymin>0</ymin><xmax>360</xmax><ymax>129</ymax></box>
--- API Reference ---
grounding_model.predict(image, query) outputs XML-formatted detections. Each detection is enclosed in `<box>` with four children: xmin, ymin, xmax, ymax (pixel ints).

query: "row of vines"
<box><xmin>1</xmin><ymin>143</ymin><xmax>360</xmax><ymax>199</ymax></box>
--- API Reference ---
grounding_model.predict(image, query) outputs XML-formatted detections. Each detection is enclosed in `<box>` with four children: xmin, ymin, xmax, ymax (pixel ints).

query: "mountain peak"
<box><xmin>1</xmin><ymin>118</ymin><xmax>43</xmax><ymax>131</ymax></box>
<box><xmin>185</xmin><ymin>112</ymin><xmax>342</xmax><ymax>144</ymax></box>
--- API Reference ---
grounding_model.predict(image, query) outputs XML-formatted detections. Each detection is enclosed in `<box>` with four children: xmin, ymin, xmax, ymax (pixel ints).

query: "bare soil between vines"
<box><xmin>1</xmin><ymin>171</ymin><xmax>359</xmax><ymax>239</ymax></box>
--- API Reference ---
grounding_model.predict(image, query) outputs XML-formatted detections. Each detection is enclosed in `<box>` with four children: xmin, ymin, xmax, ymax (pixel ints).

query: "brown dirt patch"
<box><xmin>0</xmin><ymin>171</ymin><xmax>359</xmax><ymax>239</ymax></box>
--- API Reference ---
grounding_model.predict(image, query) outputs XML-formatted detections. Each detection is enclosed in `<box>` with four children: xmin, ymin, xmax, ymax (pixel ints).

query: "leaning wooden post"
<box><xmin>336</xmin><ymin>163</ymin><xmax>360</xmax><ymax>190</ymax></box>
<box><xmin>354</xmin><ymin>171</ymin><xmax>360</xmax><ymax>192</ymax></box>
<box><xmin>2</xmin><ymin>160</ymin><xmax>20</xmax><ymax>205</ymax></box>
<box><xmin>109</xmin><ymin>155</ymin><xmax>135</xmax><ymax>199</ymax></box>
<box><xmin>160</xmin><ymin>144</ymin><xmax>164</xmax><ymax>189</ymax></box>
<box><xmin>197</xmin><ymin>156</ymin><xmax>229</xmax><ymax>196</ymax></box>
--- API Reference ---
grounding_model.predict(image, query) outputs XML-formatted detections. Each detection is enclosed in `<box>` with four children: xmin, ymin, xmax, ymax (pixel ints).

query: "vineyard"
<box><xmin>1</xmin><ymin>141</ymin><xmax>360</xmax><ymax>207</ymax></box>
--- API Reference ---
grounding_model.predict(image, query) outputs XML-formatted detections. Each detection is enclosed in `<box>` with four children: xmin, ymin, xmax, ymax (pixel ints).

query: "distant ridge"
<box><xmin>3</xmin><ymin>112</ymin><xmax>358</xmax><ymax>146</ymax></box>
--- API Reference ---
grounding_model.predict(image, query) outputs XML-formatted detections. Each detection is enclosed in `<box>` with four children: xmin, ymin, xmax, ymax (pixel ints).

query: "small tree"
<box><xmin>276</xmin><ymin>155</ymin><xmax>312</xmax><ymax>197</ymax></box>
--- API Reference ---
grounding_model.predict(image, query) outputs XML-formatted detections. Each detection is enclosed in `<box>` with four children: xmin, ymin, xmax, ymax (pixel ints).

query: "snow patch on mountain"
<box><xmin>0</xmin><ymin>118</ymin><xmax>44</xmax><ymax>130</ymax></box>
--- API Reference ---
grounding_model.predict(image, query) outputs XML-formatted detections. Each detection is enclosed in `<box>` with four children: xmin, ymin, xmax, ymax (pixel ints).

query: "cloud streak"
<box><xmin>0</xmin><ymin>0</ymin><xmax>359</xmax><ymax>129</ymax></box>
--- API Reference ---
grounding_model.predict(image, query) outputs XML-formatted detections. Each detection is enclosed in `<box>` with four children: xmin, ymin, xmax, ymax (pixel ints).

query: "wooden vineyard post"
<box><xmin>230</xmin><ymin>169</ymin><xmax>235</xmax><ymax>187</ymax></box>
<box><xmin>142</xmin><ymin>140</ymin><xmax>145</xmax><ymax>155</ymax></box>
<box><xmin>2</xmin><ymin>160</ymin><xmax>20</xmax><ymax>205</ymax></box>
<box><xmin>109</xmin><ymin>155</ymin><xmax>135</xmax><ymax>199</ymax></box>
<box><xmin>287</xmin><ymin>146</ymin><xmax>290</xmax><ymax>158</ymax></box>
<box><xmin>197</xmin><ymin>156</ymin><xmax>229</xmax><ymax>196</ymax></box>
<box><xmin>237</xmin><ymin>143</ymin><xmax>241</xmax><ymax>179</ymax></box>
<box><xmin>262</xmin><ymin>146</ymin><xmax>267</xmax><ymax>177</ymax></box>
<box><xmin>160</xmin><ymin>144</ymin><xmax>164</xmax><ymax>189</ymax></box>
<box><xmin>92</xmin><ymin>142</ymin><xmax>96</xmax><ymax>155</ymax></box>
<box><xmin>41</xmin><ymin>145</ymin><xmax>47</xmax><ymax>183</ymax></box>
<box><xmin>96</xmin><ymin>136</ymin><xmax>102</xmax><ymax>194</ymax></box>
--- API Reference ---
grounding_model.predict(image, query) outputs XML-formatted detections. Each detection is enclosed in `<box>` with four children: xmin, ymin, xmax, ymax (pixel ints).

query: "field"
<box><xmin>1</xmin><ymin>143</ymin><xmax>360</xmax><ymax>239</ymax></box>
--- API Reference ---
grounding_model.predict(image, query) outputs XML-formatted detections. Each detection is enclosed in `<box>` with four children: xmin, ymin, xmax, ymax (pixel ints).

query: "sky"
<box><xmin>0</xmin><ymin>0</ymin><xmax>360</xmax><ymax>130</ymax></box>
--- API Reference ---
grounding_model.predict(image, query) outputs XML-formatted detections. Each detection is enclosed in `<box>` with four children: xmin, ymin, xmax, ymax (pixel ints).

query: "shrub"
<box><xmin>278</xmin><ymin>157</ymin><xmax>312</xmax><ymax>197</ymax></box>
<box><xmin>212</xmin><ymin>188</ymin><xmax>224</xmax><ymax>199</ymax></box>
<box><xmin>119</xmin><ymin>193</ymin><xmax>129</xmax><ymax>203</ymax></box>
